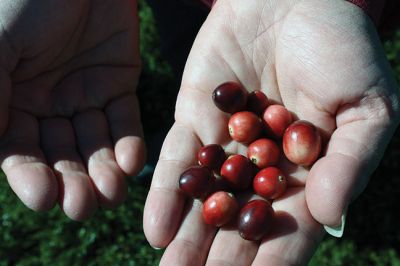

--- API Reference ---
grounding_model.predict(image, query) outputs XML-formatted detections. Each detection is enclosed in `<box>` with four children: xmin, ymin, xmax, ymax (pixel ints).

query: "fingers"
<box><xmin>253</xmin><ymin>188</ymin><xmax>324</xmax><ymax>266</ymax></box>
<box><xmin>143</xmin><ymin>123</ymin><xmax>202</xmax><ymax>248</ymax></box>
<box><xmin>306</xmin><ymin>93</ymin><xmax>400</xmax><ymax>228</ymax></box>
<box><xmin>159</xmin><ymin>190</ymin><xmax>323</xmax><ymax>266</ymax></box>
<box><xmin>40</xmin><ymin>118</ymin><xmax>98</xmax><ymax>221</ymax></box>
<box><xmin>73</xmin><ymin>109</ymin><xmax>127</xmax><ymax>209</ymax></box>
<box><xmin>105</xmin><ymin>94</ymin><xmax>146</xmax><ymax>176</ymax></box>
<box><xmin>206</xmin><ymin>231</ymin><xmax>258</xmax><ymax>266</ymax></box>
<box><xmin>159</xmin><ymin>200</ymin><xmax>216</xmax><ymax>266</ymax></box>
<box><xmin>0</xmin><ymin>110</ymin><xmax>58</xmax><ymax>211</ymax></box>
<box><xmin>0</xmin><ymin>69</ymin><xmax>11</xmax><ymax>135</ymax></box>
<box><xmin>1</xmin><ymin>92</ymin><xmax>143</xmax><ymax>217</ymax></box>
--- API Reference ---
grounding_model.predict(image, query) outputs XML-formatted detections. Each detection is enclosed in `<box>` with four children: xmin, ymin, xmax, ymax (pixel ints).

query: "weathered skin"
<box><xmin>143</xmin><ymin>0</ymin><xmax>400</xmax><ymax>265</ymax></box>
<box><xmin>0</xmin><ymin>0</ymin><xmax>145</xmax><ymax>221</ymax></box>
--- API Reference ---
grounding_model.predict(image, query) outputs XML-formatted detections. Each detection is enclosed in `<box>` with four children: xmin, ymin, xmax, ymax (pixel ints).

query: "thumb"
<box><xmin>305</xmin><ymin>92</ymin><xmax>400</xmax><ymax>237</ymax></box>
<box><xmin>0</xmin><ymin>69</ymin><xmax>11</xmax><ymax>136</ymax></box>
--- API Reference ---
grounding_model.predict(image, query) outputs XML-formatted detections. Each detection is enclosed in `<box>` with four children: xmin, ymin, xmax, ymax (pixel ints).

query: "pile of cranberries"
<box><xmin>178</xmin><ymin>81</ymin><xmax>322</xmax><ymax>241</ymax></box>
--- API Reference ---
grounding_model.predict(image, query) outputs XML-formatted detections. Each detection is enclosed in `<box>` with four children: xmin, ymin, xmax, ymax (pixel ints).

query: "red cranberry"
<box><xmin>238</xmin><ymin>200</ymin><xmax>275</xmax><ymax>241</ymax></box>
<box><xmin>228</xmin><ymin>111</ymin><xmax>262</xmax><ymax>143</ymax></box>
<box><xmin>197</xmin><ymin>144</ymin><xmax>226</xmax><ymax>172</ymax></box>
<box><xmin>179</xmin><ymin>166</ymin><xmax>215</xmax><ymax>199</ymax></box>
<box><xmin>212</xmin><ymin>82</ymin><xmax>248</xmax><ymax>114</ymax></box>
<box><xmin>283</xmin><ymin>120</ymin><xmax>322</xmax><ymax>166</ymax></box>
<box><xmin>209</xmin><ymin>176</ymin><xmax>232</xmax><ymax>194</ymax></box>
<box><xmin>246</xmin><ymin>90</ymin><xmax>269</xmax><ymax>115</ymax></box>
<box><xmin>263</xmin><ymin>105</ymin><xmax>292</xmax><ymax>138</ymax></box>
<box><xmin>220</xmin><ymin>155</ymin><xmax>255</xmax><ymax>190</ymax></box>
<box><xmin>247</xmin><ymin>138</ymin><xmax>280</xmax><ymax>168</ymax></box>
<box><xmin>253</xmin><ymin>167</ymin><xmax>287</xmax><ymax>199</ymax></box>
<box><xmin>202</xmin><ymin>191</ymin><xmax>239</xmax><ymax>226</ymax></box>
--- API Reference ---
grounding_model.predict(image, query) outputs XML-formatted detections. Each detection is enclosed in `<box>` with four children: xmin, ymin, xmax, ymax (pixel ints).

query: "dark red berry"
<box><xmin>238</xmin><ymin>200</ymin><xmax>275</xmax><ymax>241</ymax></box>
<box><xmin>212</xmin><ymin>82</ymin><xmax>248</xmax><ymax>114</ymax></box>
<box><xmin>179</xmin><ymin>166</ymin><xmax>215</xmax><ymax>199</ymax></box>
<box><xmin>220</xmin><ymin>155</ymin><xmax>255</xmax><ymax>190</ymax></box>
<box><xmin>209</xmin><ymin>176</ymin><xmax>232</xmax><ymax>194</ymax></box>
<box><xmin>246</xmin><ymin>90</ymin><xmax>269</xmax><ymax>115</ymax></box>
<box><xmin>197</xmin><ymin>144</ymin><xmax>226</xmax><ymax>172</ymax></box>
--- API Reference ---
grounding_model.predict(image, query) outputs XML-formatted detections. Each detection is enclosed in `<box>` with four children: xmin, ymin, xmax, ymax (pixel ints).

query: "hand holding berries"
<box><xmin>177</xmin><ymin>82</ymin><xmax>323</xmax><ymax>242</ymax></box>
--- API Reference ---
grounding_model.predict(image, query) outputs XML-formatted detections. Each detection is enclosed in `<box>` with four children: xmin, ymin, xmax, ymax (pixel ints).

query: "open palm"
<box><xmin>0</xmin><ymin>0</ymin><xmax>145</xmax><ymax>221</ymax></box>
<box><xmin>144</xmin><ymin>0</ymin><xmax>400</xmax><ymax>265</ymax></box>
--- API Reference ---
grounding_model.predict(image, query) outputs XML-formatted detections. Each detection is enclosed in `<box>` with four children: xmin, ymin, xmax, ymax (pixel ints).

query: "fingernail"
<box><xmin>150</xmin><ymin>245</ymin><xmax>162</xmax><ymax>250</ymax></box>
<box><xmin>323</xmin><ymin>206</ymin><xmax>348</xmax><ymax>238</ymax></box>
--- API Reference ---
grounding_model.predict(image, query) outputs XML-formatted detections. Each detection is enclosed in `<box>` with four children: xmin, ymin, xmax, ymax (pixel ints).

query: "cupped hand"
<box><xmin>144</xmin><ymin>0</ymin><xmax>400</xmax><ymax>265</ymax></box>
<box><xmin>0</xmin><ymin>0</ymin><xmax>145</xmax><ymax>220</ymax></box>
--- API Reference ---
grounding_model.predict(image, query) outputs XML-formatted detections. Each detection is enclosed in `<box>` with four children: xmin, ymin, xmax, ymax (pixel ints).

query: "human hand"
<box><xmin>0</xmin><ymin>0</ymin><xmax>145</xmax><ymax>221</ymax></box>
<box><xmin>143</xmin><ymin>0</ymin><xmax>400</xmax><ymax>264</ymax></box>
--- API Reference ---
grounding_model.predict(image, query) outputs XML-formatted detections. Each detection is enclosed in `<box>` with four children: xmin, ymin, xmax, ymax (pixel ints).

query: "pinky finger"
<box><xmin>106</xmin><ymin>94</ymin><xmax>146</xmax><ymax>176</ymax></box>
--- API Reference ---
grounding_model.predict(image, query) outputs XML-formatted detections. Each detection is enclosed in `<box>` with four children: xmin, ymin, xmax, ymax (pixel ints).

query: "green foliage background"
<box><xmin>1</xmin><ymin>1</ymin><xmax>400</xmax><ymax>265</ymax></box>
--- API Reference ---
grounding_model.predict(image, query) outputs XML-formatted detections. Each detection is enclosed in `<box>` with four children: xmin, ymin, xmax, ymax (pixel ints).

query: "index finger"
<box><xmin>143</xmin><ymin>123</ymin><xmax>202</xmax><ymax>248</ymax></box>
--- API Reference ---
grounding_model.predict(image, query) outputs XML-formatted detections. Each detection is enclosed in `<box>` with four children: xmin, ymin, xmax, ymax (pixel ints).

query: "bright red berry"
<box><xmin>203</xmin><ymin>191</ymin><xmax>239</xmax><ymax>227</ymax></box>
<box><xmin>263</xmin><ymin>105</ymin><xmax>292</xmax><ymax>138</ymax></box>
<box><xmin>253</xmin><ymin>167</ymin><xmax>287</xmax><ymax>199</ymax></box>
<box><xmin>283</xmin><ymin>120</ymin><xmax>321</xmax><ymax>166</ymax></box>
<box><xmin>228</xmin><ymin>111</ymin><xmax>262</xmax><ymax>143</ymax></box>
<box><xmin>247</xmin><ymin>138</ymin><xmax>280</xmax><ymax>168</ymax></box>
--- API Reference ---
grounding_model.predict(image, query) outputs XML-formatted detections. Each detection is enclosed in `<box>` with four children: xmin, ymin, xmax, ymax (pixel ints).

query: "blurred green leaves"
<box><xmin>0</xmin><ymin>170</ymin><xmax>162</xmax><ymax>265</ymax></box>
<box><xmin>385</xmin><ymin>30</ymin><xmax>400</xmax><ymax>82</ymax></box>
<box><xmin>311</xmin><ymin>238</ymin><xmax>400</xmax><ymax>266</ymax></box>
